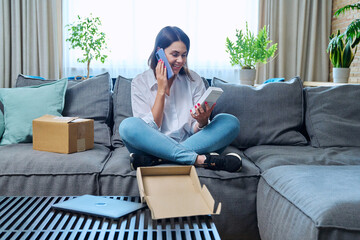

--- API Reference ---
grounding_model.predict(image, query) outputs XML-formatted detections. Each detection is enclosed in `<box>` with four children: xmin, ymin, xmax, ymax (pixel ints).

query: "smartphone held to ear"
<box><xmin>156</xmin><ymin>48</ymin><xmax>174</xmax><ymax>80</ymax></box>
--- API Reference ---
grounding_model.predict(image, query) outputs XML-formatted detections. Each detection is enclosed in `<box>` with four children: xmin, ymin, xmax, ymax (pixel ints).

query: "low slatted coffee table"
<box><xmin>0</xmin><ymin>196</ymin><xmax>221</xmax><ymax>240</ymax></box>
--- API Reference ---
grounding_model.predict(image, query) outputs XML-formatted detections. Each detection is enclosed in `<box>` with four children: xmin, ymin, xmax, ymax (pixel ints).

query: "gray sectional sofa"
<box><xmin>1</xmin><ymin>72</ymin><xmax>360</xmax><ymax>240</ymax></box>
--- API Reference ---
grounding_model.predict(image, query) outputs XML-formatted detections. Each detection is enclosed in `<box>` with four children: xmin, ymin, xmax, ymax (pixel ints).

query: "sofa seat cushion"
<box><xmin>99</xmin><ymin>145</ymin><xmax>261</xmax><ymax>240</ymax></box>
<box><xmin>0</xmin><ymin>143</ymin><xmax>111</xmax><ymax>196</ymax></box>
<box><xmin>245</xmin><ymin>145</ymin><xmax>360</xmax><ymax>172</ymax></box>
<box><xmin>100</xmin><ymin>146</ymin><xmax>260</xmax><ymax>184</ymax></box>
<box><xmin>98</xmin><ymin>146</ymin><xmax>138</xmax><ymax>196</ymax></box>
<box><xmin>257</xmin><ymin>165</ymin><xmax>360</xmax><ymax>240</ymax></box>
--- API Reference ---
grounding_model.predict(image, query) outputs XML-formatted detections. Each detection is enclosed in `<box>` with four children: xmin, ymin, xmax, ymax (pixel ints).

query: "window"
<box><xmin>63</xmin><ymin>0</ymin><xmax>258</xmax><ymax>83</ymax></box>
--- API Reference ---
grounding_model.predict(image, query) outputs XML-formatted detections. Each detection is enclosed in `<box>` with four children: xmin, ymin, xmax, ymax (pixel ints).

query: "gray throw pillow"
<box><xmin>201</xmin><ymin>77</ymin><xmax>210</xmax><ymax>89</ymax></box>
<box><xmin>211</xmin><ymin>77</ymin><xmax>308</xmax><ymax>149</ymax></box>
<box><xmin>305</xmin><ymin>85</ymin><xmax>360</xmax><ymax>147</ymax></box>
<box><xmin>15</xmin><ymin>73</ymin><xmax>113</xmax><ymax>147</ymax></box>
<box><xmin>112</xmin><ymin>75</ymin><xmax>133</xmax><ymax>147</ymax></box>
<box><xmin>16</xmin><ymin>75</ymin><xmax>63</xmax><ymax>87</ymax></box>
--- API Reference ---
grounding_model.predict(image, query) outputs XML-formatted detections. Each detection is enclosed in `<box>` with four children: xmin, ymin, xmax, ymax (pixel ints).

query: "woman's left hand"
<box><xmin>190</xmin><ymin>102</ymin><xmax>216</xmax><ymax>128</ymax></box>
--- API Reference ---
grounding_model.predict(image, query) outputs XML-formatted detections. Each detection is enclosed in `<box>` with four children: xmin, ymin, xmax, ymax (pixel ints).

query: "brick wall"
<box><xmin>331</xmin><ymin>0</ymin><xmax>360</xmax><ymax>83</ymax></box>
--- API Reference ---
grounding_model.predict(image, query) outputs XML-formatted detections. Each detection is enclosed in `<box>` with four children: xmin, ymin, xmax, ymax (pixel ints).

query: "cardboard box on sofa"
<box><xmin>32</xmin><ymin>114</ymin><xmax>94</xmax><ymax>154</ymax></box>
<box><xmin>137</xmin><ymin>165</ymin><xmax>221</xmax><ymax>219</ymax></box>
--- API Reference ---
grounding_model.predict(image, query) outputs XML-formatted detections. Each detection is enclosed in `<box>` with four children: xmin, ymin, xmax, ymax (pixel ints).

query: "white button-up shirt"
<box><xmin>131</xmin><ymin>69</ymin><xmax>206</xmax><ymax>143</ymax></box>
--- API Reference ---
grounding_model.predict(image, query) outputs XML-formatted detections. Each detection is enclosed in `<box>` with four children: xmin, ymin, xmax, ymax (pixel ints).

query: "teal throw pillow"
<box><xmin>0</xmin><ymin>110</ymin><xmax>4</xmax><ymax>139</ymax></box>
<box><xmin>0</xmin><ymin>79</ymin><xmax>68</xmax><ymax>145</ymax></box>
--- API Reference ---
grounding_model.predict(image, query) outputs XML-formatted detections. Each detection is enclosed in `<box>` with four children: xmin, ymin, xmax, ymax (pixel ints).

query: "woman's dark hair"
<box><xmin>148</xmin><ymin>26</ymin><xmax>192</xmax><ymax>79</ymax></box>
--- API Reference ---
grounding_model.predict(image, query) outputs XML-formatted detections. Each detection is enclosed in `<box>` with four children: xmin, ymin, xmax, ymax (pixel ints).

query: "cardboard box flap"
<box><xmin>137</xmin><ymin>166</ymin><xmax>195</xmax><ymax>203</ymax></box>
<box><xmin>137</xmin><ymin>168</ymin><xmax>146</xmax><ymax>203</ymax></box>
<box><xmin>145</xmin><ymin>192</ymin><xmax>217</xmax><ymax>219</ymax></box>
<box><xmin>138</xmin><ymin>165</ymin><xmax>192</xmax><ymax>176</ymax></box>
<box><xmin>137</xmin><ymin>166</ymin><xmax>221</xmax><ymax>219</ymax></box>
<box><xmin>71</xmin><ymin>118</ymin><xmax>90</xmax><ymax>123</ymax></box>
<box><xmin>34</xmin><ymin>114</ymin><xmax>78</xmax><ymax>123</ymax></box>
<box><xmin>201</xmin><ymin>184</ymin><xmax>222</xmax><ymax>215</ymax></box>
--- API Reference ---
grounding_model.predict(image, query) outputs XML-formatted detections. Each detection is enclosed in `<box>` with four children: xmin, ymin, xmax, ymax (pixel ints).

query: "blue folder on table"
<box><xmin>52</xmin><ymin>195</ymin><xmax>146</xmax><ymax>219</ymax></box>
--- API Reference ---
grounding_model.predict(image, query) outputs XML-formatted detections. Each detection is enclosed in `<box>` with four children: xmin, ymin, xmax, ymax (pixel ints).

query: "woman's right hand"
<box><xmin>155</xmin><ymin>59</ymin><xmax>168</xmax><ymax>95</ymax></box>
<box><xmin>152</xmin><ymin>59</ymin><xmax>168</xmax><ymax>127</ymax></box>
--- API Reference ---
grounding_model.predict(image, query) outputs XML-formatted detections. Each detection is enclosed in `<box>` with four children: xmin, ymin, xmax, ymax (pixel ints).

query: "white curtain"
<box><xmin>0</xmin><ymin>0</ymin><xmax>62</xmax><ymax>88</ymax></box>
<box><xmin>257</xmin><ymin>0</ymin><xmax>332</xmax><ymax>83</ymax></box>
<box><xmin>62</xmin><ymin>0</ymin><xmax>258</xmax><ymax>83</ymax></box>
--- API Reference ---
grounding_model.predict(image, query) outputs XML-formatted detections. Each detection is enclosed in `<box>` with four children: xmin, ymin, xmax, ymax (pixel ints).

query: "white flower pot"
<box><xmin>240</xmin><ymin>69</ymin><xmax>256</xmax><ymax>85</ymax></box>
<box><xmin>333</xmin><ymin>68</ymin><xmax>350</xmax><ymax>83</ymax></box>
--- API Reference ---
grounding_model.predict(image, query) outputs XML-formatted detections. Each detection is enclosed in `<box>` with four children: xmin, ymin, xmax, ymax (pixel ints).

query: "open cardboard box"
<box><xmin>33</xmin><ymin>114</ymin><xmax>94</xmax><ymax>154</ymax></box>
<box><xmin>136</xmin><ymin>165</ymin><xmax>221</xmax><ymax>219</ymax></box>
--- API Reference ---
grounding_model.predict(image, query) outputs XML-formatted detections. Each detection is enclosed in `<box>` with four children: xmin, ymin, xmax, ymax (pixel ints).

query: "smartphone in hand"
<box><xmin>155</xmin><ymin>48</ymin><xmax>174</xmax><ymax>80</ymax></box>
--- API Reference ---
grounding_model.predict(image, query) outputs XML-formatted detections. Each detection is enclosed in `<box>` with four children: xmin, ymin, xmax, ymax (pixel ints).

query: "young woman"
<box><xmin>119</xmin><ymin>26</ymin><xmax>241</xmax><ymax>172</ymax></box>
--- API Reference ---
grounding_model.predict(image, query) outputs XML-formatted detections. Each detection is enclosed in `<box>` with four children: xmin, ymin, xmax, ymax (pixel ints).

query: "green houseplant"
<box><xmin>334</xmin><ymin>3</ymin><xmax>360</xmax><ymax>49</ymax></box>
<box><xmin>65</xmin><ymin>14</ymin><xmax>108</xmax><ymax>80</ymax></box>
<box><xmin>327</xmin><ymin>3</ymin><xmax>360</xmax><ymax>83</ymax></box>
<box><xmin>327</xmin><ymin>30</ymin><xmax>356</xmax><ymax>68</ymax></box>
<box><xmin>226</xmin><ymin>22</ymin><xmax>277</xmax><ymax>85</ymax></box>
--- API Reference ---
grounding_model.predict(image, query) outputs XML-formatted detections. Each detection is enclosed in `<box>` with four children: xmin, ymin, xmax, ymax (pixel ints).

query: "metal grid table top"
<box><xmin>0</xmin><ymin>196</ymin><xmax>221</xmax><ymax>240</ymax></box>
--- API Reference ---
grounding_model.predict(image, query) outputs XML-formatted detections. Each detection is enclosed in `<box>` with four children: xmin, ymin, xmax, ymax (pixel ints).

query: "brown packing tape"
<box><xmin>76</xmin><ymin>122</ymin><xmax>86</xmax><ymax>152</ymax></box>
<box><xmin>77</xmin><ymin>138</ymin><xmax>86</xmax><ymax>152</ymax></box>
<box><xmin>77</xmin><ymin>121</ymin><xmax>87</xmax><ymax>139</ymax></box>
<box><xmin>68</xmin><ymin>124</ymin><xmax>77</xmax><ymax>153</ymax></box>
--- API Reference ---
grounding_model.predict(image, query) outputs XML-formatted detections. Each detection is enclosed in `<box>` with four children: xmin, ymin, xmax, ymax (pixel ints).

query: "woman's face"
<box><xmin>164</xmin><ymin>41</ymin><xmax>187</xmax><ymax>75</ymax></box>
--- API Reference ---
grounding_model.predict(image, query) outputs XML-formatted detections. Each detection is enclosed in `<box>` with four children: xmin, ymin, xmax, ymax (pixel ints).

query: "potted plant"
<box><xmin>65</xmin><ymin>14</ymin><xmax>108</xmax><ymax>80</ymax></box>
<box><xmin>327</xmin><ymin>30</ymin><xmax>357</xmax><ymax>83</ymax></box>
<box><xmin>327</xmin><ymin>3</ymin><xmax>360</xmax><ymax>83</ymax></box>
<box><xmin>226</xmin><ymin>22</ymin><xmax>278</xmax><ymax>85</ymax></box>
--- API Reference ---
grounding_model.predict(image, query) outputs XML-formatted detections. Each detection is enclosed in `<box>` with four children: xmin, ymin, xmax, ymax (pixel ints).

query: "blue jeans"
<box><xmin>119</xmin><ymin>113</ymin><xmax>240</xmax><ymax>165</ymax></box>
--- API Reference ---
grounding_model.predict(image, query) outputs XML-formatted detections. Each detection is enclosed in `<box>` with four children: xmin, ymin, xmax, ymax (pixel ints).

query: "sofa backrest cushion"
<box><xmin>16</xmin><ymin>73</ymin><xmax>113</xmax><ymax>147</ymax></box>
<box><xmin>0</xmin><ymin>79</ymin><xmax>67</xmax><ymax>145</ymax></box>
<box><xmin>211</xmin><ymin>77</ymin><xmax>308</xmax><ymax>149</ymax></box>
<box><xmin>305</xmin><ymin>85</ymin><xmax>360</xmax><ymax>147</ymax></box>
<box><xmin>112</xmin><ymin>75</ymin><xmax>133</xmax><ymax>147</ymax></box>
